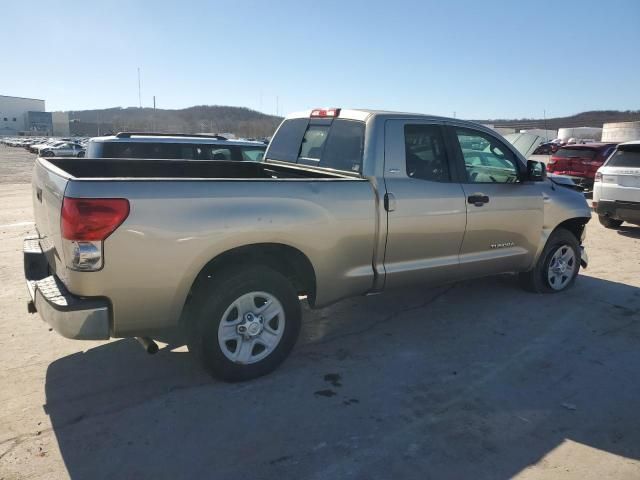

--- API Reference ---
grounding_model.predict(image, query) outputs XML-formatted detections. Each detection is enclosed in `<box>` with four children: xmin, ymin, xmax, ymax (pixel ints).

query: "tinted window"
<box><xmin>455</xmin><ymin>128</ymin><xmax>519</xmax><ymax>183</ymax></box>
<box><xmin>404</xmin><ymin>124</ymin><xmax>449</xmax><ymax>182</ymax></box>
<box><xmin>102</xmin><ymin>142</ymin><xmax>196</xmax><ymax>159</ymax></box>
<box><xmin>266</xmin><ymin>118</ymin><xmax>309</xmax><ymax>162</ymax></box>
<box><xmin>607</xmin><ymin>147</ymin><xmax>640</xmax><ymax>167</ymax></box>
<box><xmin>241</xmin><ymin>147</ymin><xmax>265</xmax><ymax>161</ymax></box>
<box><xmin>555</xmin><ymin>148</ymin><xmax>596</xmax><ymax>159</ymax></box>
<box><xmin>267</xmin><ymin>118</ymin><xmax>364</xmax><ymax>172</ymax></box>
<box><xmin>321</xmin><ymin>120</ymin><xmax>365</xmax><ymax>172</ymax></box>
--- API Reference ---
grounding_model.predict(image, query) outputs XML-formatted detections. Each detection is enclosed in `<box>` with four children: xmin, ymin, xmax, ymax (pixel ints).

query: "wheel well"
<box><xmin>188</xmin><ymin>243</ymin><xmax>317</xmax><ymax>304</ymax></box>
<box><xmin>555</xmin><ymin>217</ymin><xmax>590</xmax><ymax>243</ymax></box>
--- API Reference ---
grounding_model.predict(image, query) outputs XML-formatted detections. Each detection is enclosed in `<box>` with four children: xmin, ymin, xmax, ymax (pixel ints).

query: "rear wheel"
<box><xmin>520</xmin><ymin>228</ymin><xmax>581</xmax><ymax>293</ymax></box>
<box><xmin>186</xmin><ymin>266</ymin><xmax>301</xmax><ymax>382</ymax></box>
<box><xmin>598</xmin><ymin>215</ymin><xmax>623</xmax><ymax>229</ymax></box>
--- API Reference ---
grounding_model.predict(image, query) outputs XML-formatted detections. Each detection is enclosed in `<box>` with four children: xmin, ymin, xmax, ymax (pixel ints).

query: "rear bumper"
<box><xmin>595</xmin><ymin>200</ymin><xmax>640</xmax><ymax>224</ymax></box>
<box><xmin>24</xmin><ymin>236</ymin><xmax>111</xmax><ymax>340</ymax></box>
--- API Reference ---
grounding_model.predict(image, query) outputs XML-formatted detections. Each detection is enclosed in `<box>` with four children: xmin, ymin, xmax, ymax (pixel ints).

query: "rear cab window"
<box><xmin>267</xmin><ymin>116</ymin><xmax>365</xmax><ymax>173</ymax></box>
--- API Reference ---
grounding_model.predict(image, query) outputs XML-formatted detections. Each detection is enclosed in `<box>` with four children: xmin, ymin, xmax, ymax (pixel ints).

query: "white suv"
<box><xmin>593</xmin><ymin>141</ymin><xmax>640</xmax><ymax>228</ymax></box>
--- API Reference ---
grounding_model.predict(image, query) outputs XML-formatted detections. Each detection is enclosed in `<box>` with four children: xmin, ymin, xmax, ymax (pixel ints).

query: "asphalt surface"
<box><xmin>1</xmin><ymin>145</ymin><xmax>640</xmax><ymax>479</ymax></box>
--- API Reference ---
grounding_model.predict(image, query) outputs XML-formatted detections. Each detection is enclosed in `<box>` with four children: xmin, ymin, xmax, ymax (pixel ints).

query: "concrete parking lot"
<box><xmin>1</xmin><ymin>145</ymin><xmax>639</xmax><ymax>479</ymax></box>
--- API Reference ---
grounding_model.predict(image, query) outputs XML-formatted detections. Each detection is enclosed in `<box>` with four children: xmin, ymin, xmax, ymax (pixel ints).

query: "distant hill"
<box><xmin>67</xmin><ymin>105</ymin><xmax>282</xmax><ymax>138</ymax></box>
<box><xmin>473</xmin><ymin>110</ymin><xmax>640</xmax><ymax>131</ymax></box>
<box><xmin>65</xmin><ymin>106</ymin><xmax>640</xmax><ymax>138</ymax></box>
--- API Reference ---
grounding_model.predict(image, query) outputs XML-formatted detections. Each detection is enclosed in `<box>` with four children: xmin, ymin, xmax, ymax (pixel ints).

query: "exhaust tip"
<box><xmin>136</xmin><ymin>337</ymin><xmax>159</xmax><ymax>355</ymax></box>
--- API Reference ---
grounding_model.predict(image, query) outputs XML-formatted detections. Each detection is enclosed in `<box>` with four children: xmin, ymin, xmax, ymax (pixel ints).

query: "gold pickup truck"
<box><xmin>24</xmin><ymin>109</ymin><xmax>590</xmax><ymax>381</ymax></box>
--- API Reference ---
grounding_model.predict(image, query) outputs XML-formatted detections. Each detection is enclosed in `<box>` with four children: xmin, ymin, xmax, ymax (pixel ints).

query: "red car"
<box><xmin>547</xmin><ymin>143</ymin><xmax>617</xmax><ymax>190</ymax></box>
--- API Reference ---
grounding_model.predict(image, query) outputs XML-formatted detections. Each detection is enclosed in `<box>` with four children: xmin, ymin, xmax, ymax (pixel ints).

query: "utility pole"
<box><xmin>276</xmin><ymin>96</ymin><xmax>279</xmax><ymax>116</ymax></box>
<box><xmin>543</xmin><ymin>109</ymin><xmax>549</xmax><ymax>142</ymax></box>
<box><xmin>137</xmin><ymin>68</ymin><xmax>142</xmax><ymax>108</ymax></box>
<box><xmin>153</xmin><ymin>95</ymin><xmax>156</xmax><ymax>131</ymax></box>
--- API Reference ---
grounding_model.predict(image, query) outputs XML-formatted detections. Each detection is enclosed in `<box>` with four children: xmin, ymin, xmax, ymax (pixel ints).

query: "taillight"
<box><xmin>61</xmin><ymin>198</ymin><xmax>129</xmax><ymax>271</ymax></box>
<box><xmin>594</xmin><ymin>171</ymin><xmax>602</xmax><ymax>182</ymax></box>
<box><xmin>548</xmin><ymin>157</ymin><xmax>557</xmax><ymax>164</ymax></box>
<box><xmin>62</xmin><ymin>198</ymin><xmax>129</xmax><ymax>241</ymax></box>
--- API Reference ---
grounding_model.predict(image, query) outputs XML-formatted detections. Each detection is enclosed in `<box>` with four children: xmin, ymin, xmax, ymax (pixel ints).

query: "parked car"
<box><xmin>86</xmin><ymin>132</ymin><xmax>266</xmax><ymax>161</ymax></box>
<box><xmin>23</xmin><ymin>109</ymin><xmax>590</xmax><ymax>381</ymax></box>
<box><xmin>40</xmin><ymin>142</ymin><xmax>85</xmax><ymax>157</ymax></box>
<box><xmin>546</xmin><ymin>143</ymin><xmax>617</xmax><ymax>190</ymax></box>
<box><xmin>593</xmin><ymin>141</ymin><xmax>640</xmax><ymax>228</ymax></box>
<box><xmin>533</xmin><ymin>141</ymin><xmax>562</xmax><ymax>155</ymax></box>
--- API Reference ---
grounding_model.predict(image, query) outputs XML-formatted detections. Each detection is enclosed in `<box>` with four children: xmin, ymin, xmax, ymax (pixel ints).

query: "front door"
<box><xmin>382</xmin><ymin>120</ymin><xmax>467</xmax><ymax>288</ymax></box>
<box><xmin>447</xmin><ymin>124</ymin><xmax>544</xmax><ymax>278</ymax></box>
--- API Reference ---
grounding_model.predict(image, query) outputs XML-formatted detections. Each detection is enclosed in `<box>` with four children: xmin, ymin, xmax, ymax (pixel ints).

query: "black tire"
<box><xmin>519</xmin><ymin>228</ymin><xmax>581</xmax><ymax>294</ymax></box>
<box><xmin>598</xmin><ymin>215</ymin><xmax>623</xmax><ymax>229</ymax></box>
<box><xmin>77</xmin><ymin>151</ymin><xmax>85</xmax><ymax>158</ymax></box>
<box><xmin>186</xmin><ymin>266</ymin><xmax>301</xmax><ymax>382</ymax></box>
<box><xmin>41</xmin><ymin>150</ymin><xmax>53</xmax><ymax>157</ymax></box>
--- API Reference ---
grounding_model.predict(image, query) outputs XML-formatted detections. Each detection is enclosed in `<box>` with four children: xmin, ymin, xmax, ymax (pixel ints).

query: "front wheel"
<box><xmin>520</xmin><ymin>228</ymin><xmax>581</xmax><ymax>293</ymax></box>
<box><xmin>598</xmin><ymin>215</ymin><xmax>623</xmax><ymax>229</ymax></box>
<box><xmin>186</xmin><ymin>266</ymin><xmax>301</xmax><ymax>382</ymax></box>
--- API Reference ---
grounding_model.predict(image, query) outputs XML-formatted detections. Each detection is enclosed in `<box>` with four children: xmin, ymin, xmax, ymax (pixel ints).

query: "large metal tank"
<box><xmin>601</xmin><ymin>121</ymin><xmax>640</xmax><ymax>142</ymax></box>
<box><xmin>557</xmin><ymin>127</ymin><xmax>603</xmax><ymax>141</ymax></box>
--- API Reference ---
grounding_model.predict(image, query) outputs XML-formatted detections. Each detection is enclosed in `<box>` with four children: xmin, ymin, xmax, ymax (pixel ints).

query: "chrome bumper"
<box><xmin>24</xmin><ymin>236</ymin><xmax>110</xmax><ymax>340</ymax></box>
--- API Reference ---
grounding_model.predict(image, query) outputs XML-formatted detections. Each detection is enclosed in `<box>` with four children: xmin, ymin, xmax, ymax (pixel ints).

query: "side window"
<box><xmin>455</xmin><ymin>128</ymin><xmax>520</xmax><ymax>183</ymax></box>
<box><xmin>180</xmin><ymin>145</ymin><xmax>195</xmax><ymax>159</ymax></box>
<box><xmin>209</xmin><ymin>148</ymin><xmax>232</xmax><ymax>160</ymax></box>
<box><xmin>241</xmin><ymin>148</ymin><xmax>265</xmax><ymax>161</ymax></box>
<box><xmin>404</xmin><ymin>124</ymin><xmax>450</xmax><ymax>182</ymax></box>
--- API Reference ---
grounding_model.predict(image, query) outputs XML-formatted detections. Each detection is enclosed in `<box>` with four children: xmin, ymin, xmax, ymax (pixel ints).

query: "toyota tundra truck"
<box><xmin>24</xmin><ymin>109</ymin><xmax>591</xmax><ymax>381</ymax></box>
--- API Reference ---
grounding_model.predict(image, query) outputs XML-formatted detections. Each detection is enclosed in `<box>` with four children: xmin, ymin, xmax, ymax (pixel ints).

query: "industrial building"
<box><xmin>0</xmin><ymin>94</ymin><xmax>69</xmax><ymax>136</ymax></box>
<box><xmin>0</xmin><ymin>95</ymin><xmax>45</xmax><ymax>135</ymax></box>
<box><xmin>601</xmin><ymin>121</ymin><xmax>640</xmax><ymax>143</ymax></box>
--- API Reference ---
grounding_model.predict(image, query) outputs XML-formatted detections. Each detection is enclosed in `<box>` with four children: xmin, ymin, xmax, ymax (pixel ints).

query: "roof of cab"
<box><xmin>284</xmin><ymin>108</ymin><xmax>486</xmax><ymax>129</ymax></box>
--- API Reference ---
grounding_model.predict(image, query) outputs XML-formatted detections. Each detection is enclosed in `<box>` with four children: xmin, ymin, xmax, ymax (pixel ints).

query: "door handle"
<box><xmin>384</xmin><ymin>192</ymin><xmax>396</xmax><ymax>212</ymax></box>
<box><xmin>467</xmin><ymin>194</ymin><xmax>489</xmax><ymax>207</ymax></box>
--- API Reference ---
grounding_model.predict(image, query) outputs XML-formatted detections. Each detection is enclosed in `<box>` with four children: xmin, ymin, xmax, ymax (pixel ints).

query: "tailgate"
<box><xmin>32</xmin><ymin>158</ymin><xmax>70</xmax><ymax>280</ymax></box>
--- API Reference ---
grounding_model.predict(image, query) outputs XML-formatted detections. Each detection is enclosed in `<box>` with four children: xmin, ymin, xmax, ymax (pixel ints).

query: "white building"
<box><xmin>52</xmin><ymin>111</ymin><xmax>70</xmax><ymax>136</ymax></box>
<box><xmin>601</xmin><ymin>121</ymin><xmax>640</xmax><ymax>143</ymax></box>
<box><xmin>0</xmin><ymin>95</ymin><xmax>45</xmax><ymax>135</ymax></box>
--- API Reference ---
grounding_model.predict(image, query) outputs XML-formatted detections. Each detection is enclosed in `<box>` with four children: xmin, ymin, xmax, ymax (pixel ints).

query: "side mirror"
<box><xmin>526</xmin><ymin>160</ymin><xmax>546</xmax><ymax>181</ymax></box>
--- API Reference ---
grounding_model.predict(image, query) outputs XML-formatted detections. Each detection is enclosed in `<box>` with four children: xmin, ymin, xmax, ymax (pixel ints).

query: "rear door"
<box><xmin>447</xmin><ymin>124</ymin><xmax>543</xmax><ymax>277</ymax></box>
<box><xmin>382</xmin><ymin>120</ymin><xmax>467</xmax><ymax>288</ymax></box>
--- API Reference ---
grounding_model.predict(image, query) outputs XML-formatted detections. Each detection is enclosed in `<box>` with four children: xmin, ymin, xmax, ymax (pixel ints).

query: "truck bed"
<box><xmin>31</xmin><ymin>156</ymin><xmax>378</xmax><ymax>337</ymax></box>
<box><xmin>43</xmin><ymin>157</ymin><xmax>355</xmax><ymax>180</ymax></box>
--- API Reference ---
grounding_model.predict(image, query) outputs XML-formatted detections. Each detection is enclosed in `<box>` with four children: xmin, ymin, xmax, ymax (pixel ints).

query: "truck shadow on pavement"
<box><xmin>617</xmin><ymin>225</ymin><xmax>640</xmax><ymax>239</ymax></box>
<box><xmin>44</xmin><ymin>274</ymin><xmax>640</xmax><ymax>479</ymax></box>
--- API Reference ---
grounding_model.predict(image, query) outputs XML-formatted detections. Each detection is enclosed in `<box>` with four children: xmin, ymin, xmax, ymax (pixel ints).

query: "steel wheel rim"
<box><xmin>217</xmin><ymin>291</ymin><xmax>285</xmax><ymax>364</ymax></box>
<box><xmin>547</xmin><ymin>244</ymin><xmax>576</xmax><ymax>291</ymax></box>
